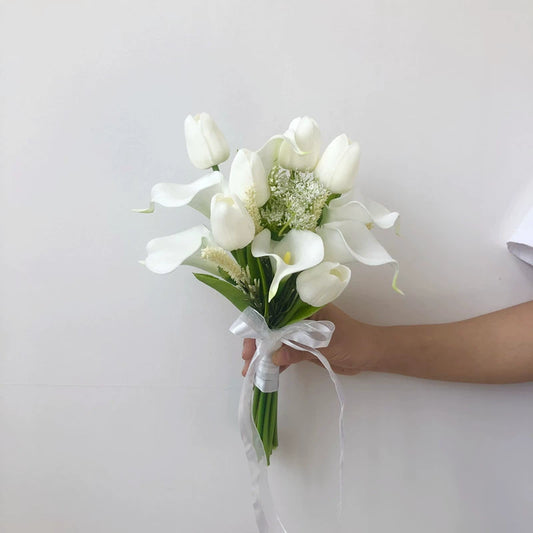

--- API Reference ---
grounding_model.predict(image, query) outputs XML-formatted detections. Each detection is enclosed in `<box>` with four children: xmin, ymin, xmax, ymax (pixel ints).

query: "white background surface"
<box><xmin>1</xmin><ymin>1</ymin><xmax>533</xmax><ymax>532</ymax></box>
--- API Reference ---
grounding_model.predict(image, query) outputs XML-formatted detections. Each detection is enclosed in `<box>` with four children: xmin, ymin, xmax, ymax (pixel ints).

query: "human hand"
<box><xmin>241</xmin><ymin>304</ymin><xmax>382</xmax><ymax>376</ymax></box>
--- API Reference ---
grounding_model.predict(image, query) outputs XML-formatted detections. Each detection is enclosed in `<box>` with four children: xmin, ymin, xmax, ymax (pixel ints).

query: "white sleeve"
<box><xmin>507</xmin><ymin>207</ymin><xmax>533</xmax><ymax>266</ymax></box>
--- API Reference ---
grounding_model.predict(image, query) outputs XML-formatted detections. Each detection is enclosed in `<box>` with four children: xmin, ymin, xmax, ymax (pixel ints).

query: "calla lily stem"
<box><xmin>257</xmin><ymin>258</ymin><xmax>269</xmax><ymax>321</ymax></box>
<box><xmin>269</xmin><ymin>393</ymin><xmax>278</xmax><ymax>453</ymax></box>
<box><xmin>263</xmin><ymin>393</ymin><xmax>272</xmax><ymax>460</ymax></box>
<box><xmin>256</xmin><ymin>391</ymin><xmax>266</xmax><ymax>440</ymax></box>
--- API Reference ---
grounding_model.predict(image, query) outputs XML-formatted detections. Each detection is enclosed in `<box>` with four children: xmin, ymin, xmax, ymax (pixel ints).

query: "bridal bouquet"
<box><xmin>136</xmin><ymin>112</ymin><xmax>400</xmax><ymax>529</ymax></box>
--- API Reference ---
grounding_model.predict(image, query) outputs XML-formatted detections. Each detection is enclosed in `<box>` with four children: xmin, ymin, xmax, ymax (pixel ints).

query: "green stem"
<box><xmin>263</xmin><ymin>393</ymin><xmax>272</xmax><ymax>463</ymax></box>
<box><xmin>256</xmin><ymin>391</ymin><xmax>266</xmax><ymax>442</ymax></box>
<box><xmin>269</xmin><ymin>392</ymin><xmax>278</xmax><ymax>452</ymax></box>
<box><xmin>277</xmin><ymin>220</ymin><xmax>291</xmax><ymax>238</ymax></box>
<box><xmin>257</xmin><ymin>258</ymin><xmax>269</xmax><ymax>322</ymax></box>
<box><xmin>286</xmin><ymin>288</ymin><xmax>300</xmax><ymax>315</ymax></box>
<box><xmin>211</xmin><ymin>164</ymin><xmax>220</xmax><ymax>171</ymax></box>
<box><xmin>246</xmin><ymin>244</ymin><xmax>259</xmax><ymax>283</ymax></box>
<box><xmin>270</xmin><ymin>276</ymin><xmax>300</xmax><ymax>328</ymax></box>
<box><xmin>232</xmin><ymin>248</ymin><xmax>247</xmax><ymax>268</ymax></box>
<box><xmin>252</xmin><ymin>386</ymin><xmax>260</xmax><ymax>424</ymax></box>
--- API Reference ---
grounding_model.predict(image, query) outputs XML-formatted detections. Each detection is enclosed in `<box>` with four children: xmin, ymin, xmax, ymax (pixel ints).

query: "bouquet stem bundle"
<box><xmin>253</xmin><ymin>388</ymin><xmax>278</xmax><ymax>464</ymax></box>
<box><xmin>229</xmin><ymin>246</ymin><xmax>318</xmax><ymax>464</ymax></box>
<box><xmin>195</xmin><ymin>242</ymin><xmax>320</xmax><ymax>463</ymax></box>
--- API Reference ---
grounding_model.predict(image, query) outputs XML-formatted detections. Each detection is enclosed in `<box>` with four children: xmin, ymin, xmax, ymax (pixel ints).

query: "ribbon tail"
<box><xmin>238</xmin><ymin>348</ymin><xmax>288</xmax><ymax>533</ymax></box>
<box><xmin>284</xmin><ymin>341</ymin><xmax>345</xmax><ymax>520</ymax></box>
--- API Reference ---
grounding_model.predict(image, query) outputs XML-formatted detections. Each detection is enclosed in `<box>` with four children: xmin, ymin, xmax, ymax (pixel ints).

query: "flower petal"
<box><xmin>325</xmin><ymin>194</ymin><xmax>399</xmax><ymax>230</ymax></box>
<box><xmin>317</xmin><ymin>221</ymin><xmax>403</xmax><ymax>294</ymax></box>
<box><xmin>153</xmin><ymin>171</ymin><xmax>224</xmax><ymax>217</ymax></box>
<box><xmin>210</xmin><ymin>193</ymin><xmax>255</xmax><ymax>251</ymax></box>
<box><xmin>278</xmin><ymin>116</ymin><xmax>321</xmax><ymax>171</ymax></box>
<box><xmin>314</xmin><ymin>134</ymin><xmax>360</xmax><ymax>194</ymax></box>
<box><xmin>296</xmin><ymin>261</ymin><xmax>351</xmax><ymax>307</ymax></box>
<box><xmin>133</xmin><ymin>172</ymin><xmax>224</xmax><ymax>217</ymax></box>
<box><xmin>256</xmin><ymin>137</ymin><xmax>283</xmax><ymax>176</ymax></box>
<box><xmin>184</xmin><ymin>113</ymin><xmax>230</xmax><ymax>169</ymax></box>
<box><xmin>252</xmin><ymin>228</ymin><xmax>324</xmax><ymax>301</ymax></box>
<box><xmin>144</xmin><ymin>225</ymin><xmax>219</xmax><ymax>275</ymax></box>
<box><xmin>256</xmin><ymin>132</ymin><xmax>308</xmax><ymax>175</ymax></box>
<box><xmin>228</xmin><ymin>149</ymin><xmax>270</xmax><ymax>206</ymax></box>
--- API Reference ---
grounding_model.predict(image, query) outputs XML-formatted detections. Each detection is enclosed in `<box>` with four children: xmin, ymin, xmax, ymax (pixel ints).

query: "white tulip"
<box><xmin>229</xmin><ymin>149</ymin><xmax>270</xmax><ymax>207</ymax></box>
<box><xmin>210</xmin><ymin>193</ymin><xmax>255</xmax><ymax>251</ymax></box>
<box><xmin>143</xmin><ymin>225</ymin><xmax>219</xmax><ymax>275</ymax></box>
<box><xmin>184</xmin><ymin>113</ymin><xmax>230</xmax><ymax>169</ymax></box>
<box><xmin>314</xmin><ymin>134</ymin><xmax>360</xmax><ymax>194</ymax></box>
<box><xmin>278</xmin><ymin>116</ymin><xmax>321</xmax><ymax>171</ymax></box>
<box><xmin>296</xmin><ymin>262</ymin><xmax>351</xmax><ymax>307</ymax></box>
<box><xmin>252</xmin><ymin>228</ymin><xmax>324</xmax><ymax>301</ymax></box>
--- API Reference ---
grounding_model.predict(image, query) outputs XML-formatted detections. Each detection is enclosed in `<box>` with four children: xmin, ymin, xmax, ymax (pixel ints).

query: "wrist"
<box><xmin>346</xmin><ymin>322</ymin><xmax>394</xmax><ymax>374</ymax></box>
<box><xmin>370</xmin><ymin>324</ymin><xmax>435</xmax><ymax>377</ymax></box>
<box><xmin>366</xmin><ymin>325</ymin><xmax>413</xmax><ymax>375</ymax></box>
<box><xmin>364</xmin><ymin>325</ymin><xmax>392</xmax><ymax>372</ymax></box>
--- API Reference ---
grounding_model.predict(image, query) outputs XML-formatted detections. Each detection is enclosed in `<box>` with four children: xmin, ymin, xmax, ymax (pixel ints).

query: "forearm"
<box><xmin>371</xmin><ymin>301</ymin><xmax>533</xmax><ymax>384</ymax></box>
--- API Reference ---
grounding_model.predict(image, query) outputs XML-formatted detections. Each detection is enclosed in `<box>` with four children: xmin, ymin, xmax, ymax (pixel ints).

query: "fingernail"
<box><xmin>272</xmin><ymin>348</ymin><xmax>288</xmax><ymax>366</ymax></box>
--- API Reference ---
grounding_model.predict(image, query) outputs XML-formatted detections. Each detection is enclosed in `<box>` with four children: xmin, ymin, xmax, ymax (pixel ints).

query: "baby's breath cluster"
<box><xmin>259</xmin><ymin>165</ymin><xmax>330</xmax><ymax>237</ymax></box>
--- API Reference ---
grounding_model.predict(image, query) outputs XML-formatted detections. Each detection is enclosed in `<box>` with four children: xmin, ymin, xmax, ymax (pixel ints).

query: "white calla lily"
<box><xmin>278</xmin><ymin>116</ymin><xmax>321</xmax><ymax>171</ymax></box>
<box><xmin>184</xmin><ymin>112</ymin><xmax>230</xmax><ymax>169</ymax></box>
<box><xmin>252</xmin><ymin>228</ymin><xmax>324</xmax><ymax>301</ymax></box>
<box><xmin>314</xmin><ymin>134</ymin><xmax>360</xmax><ymax>194</ymax></box>
<box><xmin>256</xmin><ymin>137</ymin><xmax>286</xmax><ymax>176</ymax></box>
<box><xmin>210</xmin><ymin>193</ymin><xmax>256</xmax><ymax>251</ymax></box>
<box><xmin>133</xmin><ymin>171</ymin><xmax>224</xmax><ymax>217</ymax></box>
<box><xmin>296</xmin><ymin>262</ymin><xmax>351</xmax><ymax>307</ymax></box>
<box><xmin>317</xmin><ymin>221</ymin><xmax>403</xmax><ymax>294</ymax></box>
<box><xmin>229</xmin><ymin>149</ymin><xmax>270</xmax><ymax>207</ymax></box>
<box><xmin>143</xmin><ymin>225</ymin><xmax>219</xmax><ymax>275</ymax></box>
<box><xmin>323</xmin><ymin>193</ymin><xmax>399</xmax><ymax>230</ymax></box>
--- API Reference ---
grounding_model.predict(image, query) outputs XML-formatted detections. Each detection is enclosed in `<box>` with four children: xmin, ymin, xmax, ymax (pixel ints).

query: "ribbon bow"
<box><xmin>230</xmin><ymin>307</ymin><xmax>345</xmax><ymax>533</ymax></box>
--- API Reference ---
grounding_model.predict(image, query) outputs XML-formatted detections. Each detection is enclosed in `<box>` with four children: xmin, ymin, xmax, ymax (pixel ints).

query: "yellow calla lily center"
<box><xmin>283</xmin><ymin>251</ymin><xmax>292</xmax><ymax>264</ymax></box>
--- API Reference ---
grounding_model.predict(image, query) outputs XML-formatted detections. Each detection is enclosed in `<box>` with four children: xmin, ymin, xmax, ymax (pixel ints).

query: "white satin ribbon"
<box><xmin>230</xmin><ymin>307</ymin><xmax>345</xmax><ymax>533</ymax></box>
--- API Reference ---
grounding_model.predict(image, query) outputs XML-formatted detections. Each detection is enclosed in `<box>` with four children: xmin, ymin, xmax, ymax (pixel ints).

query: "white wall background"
<box><xmin>1</xmin><ymin>1</ymin><xmax>533</xmax><ymax>532</ymax></box>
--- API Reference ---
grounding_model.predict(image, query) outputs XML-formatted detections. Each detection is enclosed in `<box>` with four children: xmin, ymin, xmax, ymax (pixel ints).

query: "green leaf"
<box><xmin>279</xmin><ymin>300</ymin><xmax>321</xmax><ymax>327</ymax></box>
<box><xmin>232</xmin><ymin>248</ymin><xmax>247</xmax><ymax>268</ymax></box>
<box><xmin>193</xmin><ymin>273</ymin><xmax>251</xmax><ymax>311</ymax></box>
<box><xmin>326</xmin><ymin>192</ymin><xmax>341</xmax><ymax>205</ymax></box>
<box><xmin>245</xmin><ymin>244</ymin><xmax>259</xmax><ymax>283</ymax></box>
